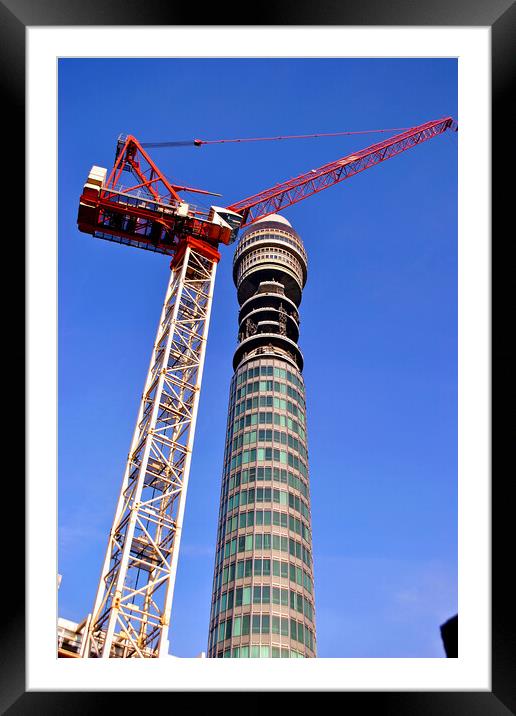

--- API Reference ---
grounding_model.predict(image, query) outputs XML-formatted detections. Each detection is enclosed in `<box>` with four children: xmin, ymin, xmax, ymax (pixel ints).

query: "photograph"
<box><xmin>3</xmin><ymin>0</ymin><xmax>506</xmax><ymax>706</ymax></box>
<box><xmin>57</xmin><ymin>57</ymin><xmax>458</xmax><ymax>661</ymax></box>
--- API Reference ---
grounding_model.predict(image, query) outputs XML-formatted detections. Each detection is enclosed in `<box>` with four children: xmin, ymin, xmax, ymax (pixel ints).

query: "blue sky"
<box><xmin>58</xmin><ymin>58</ymin><xmax>457</xmax><ymax>657</ymax></box>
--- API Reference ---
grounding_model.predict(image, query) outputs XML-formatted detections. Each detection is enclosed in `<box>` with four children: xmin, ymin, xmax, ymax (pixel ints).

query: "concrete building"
<box><xmin>57</xmin><ymin>617</ymin><xmax>85</xmax><ymax>658</ymax></box>
<box><xmin>207</xmin><ymin>215</ymin><xmax>316</xmax><ymax>658</ymax></box>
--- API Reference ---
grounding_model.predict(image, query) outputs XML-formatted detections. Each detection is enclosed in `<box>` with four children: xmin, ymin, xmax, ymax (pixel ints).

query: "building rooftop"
<box><xmin>253</xmin><ymin>213</ymin><xmax>292</xmax><ymax>227</ymax></box>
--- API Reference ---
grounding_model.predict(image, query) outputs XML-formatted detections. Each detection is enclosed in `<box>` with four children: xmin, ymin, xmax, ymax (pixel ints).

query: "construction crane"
<box><xmin>76</xmin><ymin>116</ymin><xmax>457</xmax><ymax>658</ymax></box>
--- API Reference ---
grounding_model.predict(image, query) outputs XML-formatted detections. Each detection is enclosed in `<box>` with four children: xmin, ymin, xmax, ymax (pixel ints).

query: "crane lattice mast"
<box><xmin>77</xmin><ymin>117</ymin><xmax>456</xmax><ymax>657</ymax></box>
<box><xmin>84</xmin><ymin>240</ymin><xmax>219</xmax><ymax>658</ymax></box>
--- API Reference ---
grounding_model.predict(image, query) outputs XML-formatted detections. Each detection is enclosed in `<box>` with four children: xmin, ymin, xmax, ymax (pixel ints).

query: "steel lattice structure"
<box><xmin>83</xmin><ymin>239</ymin><xmax>219</xmax><ymax>658</ymax></box>
<box><xmin>228</xmin><ymin>117</ymin><xmax>457</xmax><ymax>226</ymax></box>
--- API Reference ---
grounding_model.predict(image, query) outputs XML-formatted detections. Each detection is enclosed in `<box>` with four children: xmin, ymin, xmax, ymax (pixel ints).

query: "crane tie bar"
<box><xmin>140</xmin><ymin>128</ymin><xmax>411</xmax><ymax>149</ymax></box>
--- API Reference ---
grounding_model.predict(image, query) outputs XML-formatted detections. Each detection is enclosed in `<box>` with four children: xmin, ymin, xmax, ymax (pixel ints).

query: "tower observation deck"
<box><xmin>207</xmin><ymin>215</ymin><xmax>316</xmax><ymax>658</ymax></box>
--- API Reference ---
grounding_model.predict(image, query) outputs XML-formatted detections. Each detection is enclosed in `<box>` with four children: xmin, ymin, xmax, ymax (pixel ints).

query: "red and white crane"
<box><xmin>76</xmin><ymin>116</ymin><xmax>457</xmax><ymax>658</ymax></box>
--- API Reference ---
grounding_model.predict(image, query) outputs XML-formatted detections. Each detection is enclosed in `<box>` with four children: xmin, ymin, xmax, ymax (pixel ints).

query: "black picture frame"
<box><xmin>6</xmin><ymin>0</ymin><xmax>511</xmax><ymax>711</ymax></box>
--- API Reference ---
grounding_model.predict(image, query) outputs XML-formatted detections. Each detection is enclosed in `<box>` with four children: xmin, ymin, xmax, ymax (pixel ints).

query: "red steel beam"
<box><xmin>105</xmin><ymin>135</ymin><xmax>183</xmax><ymax>204</ymax></box>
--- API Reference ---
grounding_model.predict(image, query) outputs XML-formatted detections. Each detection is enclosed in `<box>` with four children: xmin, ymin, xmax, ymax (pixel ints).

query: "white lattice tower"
<box><xmin>83</xmin><ymin>240</ymin><xmax>219</xmax><ymax>658</ymax></box>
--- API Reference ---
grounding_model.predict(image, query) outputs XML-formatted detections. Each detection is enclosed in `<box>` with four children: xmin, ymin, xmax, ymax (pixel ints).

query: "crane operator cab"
<box><xmin>208</xmin><ymin>206</ymin><xmax>243</xmax><ymax>245</ymax></box>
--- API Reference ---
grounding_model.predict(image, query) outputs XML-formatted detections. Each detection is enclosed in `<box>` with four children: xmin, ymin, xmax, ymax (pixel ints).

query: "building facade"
<box><xmin>207</xmin><ymin>215</ymin><xmax>316</xmax><ymax>658</ymax></box>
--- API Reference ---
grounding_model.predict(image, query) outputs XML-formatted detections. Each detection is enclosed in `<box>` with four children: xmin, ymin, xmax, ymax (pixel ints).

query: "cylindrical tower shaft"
<box><xmin>208</xmin><ymin>215</ymin><xmax>316</xmax><ymax>659</ymax></box>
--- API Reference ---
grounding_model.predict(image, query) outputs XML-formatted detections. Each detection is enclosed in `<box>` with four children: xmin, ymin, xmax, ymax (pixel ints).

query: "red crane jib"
<box><xmin>77</xmin><ymin>117</ymin><xmax>456</xmax><ymax>261</ymax></box>
<box><xmin>228</xmin><ymin>117</ymin><xmax>456</xmax><ymax>226</ymax></box>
